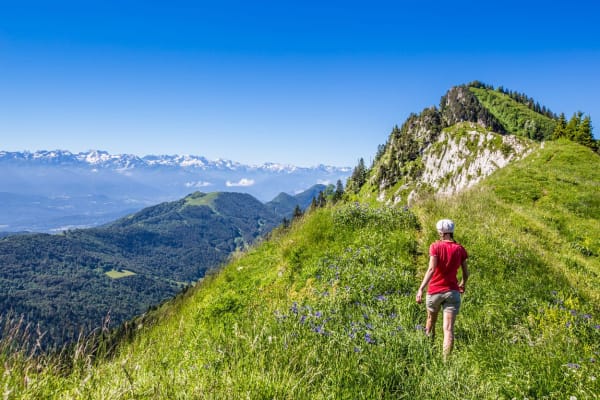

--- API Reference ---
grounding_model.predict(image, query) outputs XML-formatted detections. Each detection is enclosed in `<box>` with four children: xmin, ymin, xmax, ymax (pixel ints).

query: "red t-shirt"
<box><xmin>427</xmin><ymin>240</ymin><xmax>468</xmax><ymax>295</ymax></box>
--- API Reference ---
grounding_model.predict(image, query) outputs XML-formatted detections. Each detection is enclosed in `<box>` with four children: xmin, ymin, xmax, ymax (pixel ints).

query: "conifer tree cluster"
<box><xmin>309</xmin><ymin>180</ymin><xmax>345</xmax><ymax>210</ymax></box>
<box><xmin>346</xmin><ymin>158</ymin><xmax>367</xmax><ymax>194</ymax></box>
<box><xmin>552</xmin><ymin>112</ymin><xmax>597</xmax><ymax>151</ymax></box>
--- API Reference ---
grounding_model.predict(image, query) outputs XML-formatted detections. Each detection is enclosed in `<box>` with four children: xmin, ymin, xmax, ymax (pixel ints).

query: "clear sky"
<box><xmin>1</xmin><ymin>0</ymin><xmax>599</xmax><ymax>167</ymax></box>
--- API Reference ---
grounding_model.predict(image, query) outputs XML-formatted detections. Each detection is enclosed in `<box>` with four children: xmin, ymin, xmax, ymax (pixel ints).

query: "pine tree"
<box><xmin>565</xmin><ymin>112</ymin><xmax>583</xmax><ymax>140</ymax></box>
<box><xmin>293</xmin><ymin>205</ymin><xmax>303</xmax><ymax>219</ymax></box>
<box><xmin>333</xmin><ymin>179</ymin><xmax>344</xmax><ymax>202</ymax></box>
<box><xmin>552</xmin><ymin>113</ymin><xmax>567</xmax><ymax>139</ymax></box>
<box><xmin>574</xmin><ymin>115</ymin><xmax>594</xmax><ymax>148</ymax></box>
<box><xmin>317</xmin><ymin>191</ymin><xmax>327</xmax><ymax>208</ymax></box>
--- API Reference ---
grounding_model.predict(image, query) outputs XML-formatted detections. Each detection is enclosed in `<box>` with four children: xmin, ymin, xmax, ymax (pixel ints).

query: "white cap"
<box><xmin>436</xmin><ymin>219</ymin><xmax>455</xmax><ymax>233</ymax></box>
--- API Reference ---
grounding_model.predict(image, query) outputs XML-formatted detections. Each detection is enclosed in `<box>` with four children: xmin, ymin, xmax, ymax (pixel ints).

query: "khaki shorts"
<box><xmin>426</xmin><ymin>290</ymin><xmax>461</xmax><ymax>315</ymax></box>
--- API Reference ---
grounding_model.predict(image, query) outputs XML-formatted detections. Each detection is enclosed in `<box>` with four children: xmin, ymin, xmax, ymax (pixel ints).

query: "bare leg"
<box><xmin>426</xmin><ymin>309</ymin><xmax>439</xmax><ymax>338</ymax></box>
<box><xmin>443</xmin><ymin>311</ymin><xmax>457</xmax><ymax>359</ymax></box>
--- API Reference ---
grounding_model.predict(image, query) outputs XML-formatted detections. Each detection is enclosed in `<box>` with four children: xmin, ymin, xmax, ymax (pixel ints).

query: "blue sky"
<box><xmin>1</xmin><ymin>1</ymin><xmax>599</xmax><ymax>167</ymax></box>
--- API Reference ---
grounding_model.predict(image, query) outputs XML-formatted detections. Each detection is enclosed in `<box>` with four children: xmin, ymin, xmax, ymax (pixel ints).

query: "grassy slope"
<box><xmin>3</xmin><ymin>141</ymin><xmax>599</xmax><ymax>399</ymax></box>
<box><xmin>470</xmin><ymin>87</ymin><xmax>556</xmax><ymax>139</ymax></box>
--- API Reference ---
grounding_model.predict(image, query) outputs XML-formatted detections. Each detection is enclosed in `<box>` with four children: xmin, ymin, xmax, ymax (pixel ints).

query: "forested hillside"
<box><xmin>0</xmin><ymin>191</ymin><xmax>283</xmax><ymax>347</ymax></box>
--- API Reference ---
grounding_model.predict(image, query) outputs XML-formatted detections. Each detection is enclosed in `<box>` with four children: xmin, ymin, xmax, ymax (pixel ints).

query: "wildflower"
<box><xmin>354</xmin><ymin>346</ymin><xmax>361</xmax><ymax>353</ymax></box>
<box><xmin>314</xmin><ymin>311</ymin><xmax>323</xmax><ymax>318</ymax></box>
<box><xmin>300</xmin><ymin>316</ymin><xmax>307</xmax><ymax>324</ymax></box>
<box><xmin>312</xmin><ymin>325</ymin><xmax>326</xmax><ymax>335</ymax></box>
<box><xmin>415</xmin><ymin>324</ymin><xmax>425</xmax><ymax>331</ymax></box>
<box><xmin>595</xmin><ymin>324</ymin><xmax>600</xmax><ymax>330</ymax></box>
<box><xmin>376</xmin><ymin>294</ymin><xmax>387</xmax><ymax>301</ymax></box>
<box><xmin>365</xmin><ymin>323</ymin><xmax>373</xmax><ymax>330</ymax></box>
<box><xmin>364</xmin><ymin>333</ymin><xmax>376</xmax><ymax>344</ymax></box>
<box><xmin>570</xmin><ymin>310</ymin><xmax>577</xmax><ymax>316</ymax></box>
<box><xmin>564</xmin><ymin>363</ymin><xmax>581</xmax><ymax>369</ymax></box>
<box><xmin>582</xmin><ymin>314</ymin><xmax>592</xmax><ymax>320</ymax></box>
<box><xmin>290</xmin><ymin>302</ymin><xmax>299</xmax><ymax>315</ymax></box>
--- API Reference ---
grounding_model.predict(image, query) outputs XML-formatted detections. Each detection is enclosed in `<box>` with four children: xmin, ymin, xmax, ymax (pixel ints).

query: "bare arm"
<box><xmin>416</xmin><ymin>255</ymin><xmax>437</xmax><ymax>304</ymax></box>
<box><xmin>458</xmin><ymin>259</ymin><xmax>469</xmax><ymax>292</ymax></box>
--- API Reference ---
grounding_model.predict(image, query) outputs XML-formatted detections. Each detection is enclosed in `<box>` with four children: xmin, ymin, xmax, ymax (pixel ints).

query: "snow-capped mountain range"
<box><xmin>0</xmin><ymin>150</ymin><xmax>351</xmax><ymax>233</ymax></box>
<box><xmin>0</xmin><ymin>150</ymin><xmax>343</xmax><ymax>173</ymax></box>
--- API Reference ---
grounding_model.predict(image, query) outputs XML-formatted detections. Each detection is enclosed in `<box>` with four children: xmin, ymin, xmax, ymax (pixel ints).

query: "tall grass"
<box><xmin>1</xmin><ymin>141</ymin><xmax>598</xmax><ymax>399</ymax></box>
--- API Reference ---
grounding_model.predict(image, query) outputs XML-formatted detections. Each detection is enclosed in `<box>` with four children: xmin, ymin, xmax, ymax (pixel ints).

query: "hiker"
<box><xmin>415</xmin><ymin>219</ymin><xmax>469</xmax><ymax>358</ymax></box>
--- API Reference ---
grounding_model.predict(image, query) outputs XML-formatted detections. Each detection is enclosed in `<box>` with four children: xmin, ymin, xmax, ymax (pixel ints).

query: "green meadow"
<box><xmin>1</xmin><ymin>140</ymin><xmax>598</xmax><ymax>399</ymax></box>
<box><xmin>105</xmin><ymin>269</ymin><xmax>137</xmax><ymax>279</ymax></box>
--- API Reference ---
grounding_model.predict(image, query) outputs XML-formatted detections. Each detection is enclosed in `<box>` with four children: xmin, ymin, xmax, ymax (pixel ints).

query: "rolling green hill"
<box><xmin>3</xmin><ymin>140</ymin><xmax>597</xmax><ymax>398</ymax></box>
<box><xmin>0</xmin><ymin>191</ymin><xmax>281</xmax><ymax>347</ymax></box>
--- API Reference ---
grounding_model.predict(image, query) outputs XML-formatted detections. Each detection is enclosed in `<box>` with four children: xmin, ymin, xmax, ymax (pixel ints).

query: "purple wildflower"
<box><xmin>364</xmin><ymin>333</ymin><xmax>376</xmax><ymax>344</ymax></box>
<box><xmin>365</xmin><ymin>323</ymin><xmax>373</xmax><ymax>330</ymax></box>
<box><xmin>313</xmin><ymin>325</ymin><xmax>326</xmax><ymax>335</ymax></box>
<box><xmin>300</xmin><ymin>315</ymin><xmax>307</xmax><ymax>324</ymax></box>
<box><xmin>570</xmin><ymin>310</ymin><xmax>578</xmax><ymax>316</ymax></box>
<box><xmin>376</xmin><ymin>295</ymin><xmax>387</xmax><ymax>301</ymax></box>
<box><xmin>564</xmin><ymin>363</ymin><xmax>581</xmax><ymax>369</ymax></box>
<box><xmin>290</xmin><ymin>302</ymin><xmax>299</xmax><ymax>315</ymax></box>
<box><xmin>354</xmin><ymin>347</ymin><xmax>361</xmax><ymax>353</ymax></box>
<box><xmin>315</xmin><ymin>311</ymin><xmax>323</xmax><ymax>318</ymax></box>
<box><xmin>582</xmin><ymin>314</ymin><xmax>592</xmax><ymax>320</ymax></box>
<box><xmin>415</xmin><ymin>324</ymin><xmax>425</xmax><ymax>331</ymax></box>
